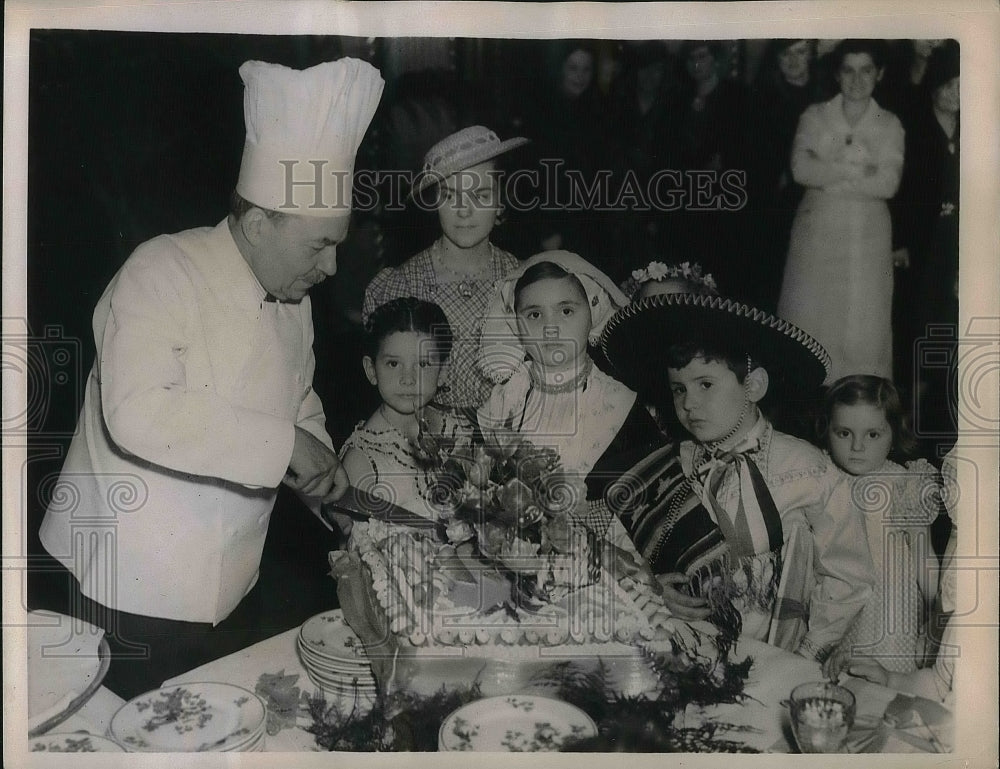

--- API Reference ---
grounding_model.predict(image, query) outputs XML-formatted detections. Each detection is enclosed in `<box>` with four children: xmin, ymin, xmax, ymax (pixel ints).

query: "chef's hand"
<box><xmin>285</xmin><ymin>426</ymin><xmax>349</xmax><ymax>502</ymax></box>
<box><xmin>657</xmin><ymin>572</ymin><xmax>712</xmax><ymax>621</ymax></box>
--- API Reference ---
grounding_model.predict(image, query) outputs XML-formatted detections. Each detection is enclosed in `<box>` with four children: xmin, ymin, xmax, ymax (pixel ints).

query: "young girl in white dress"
<box><xmin>340</xmin><ymin>297</ymin><xmax>475</xmax><ymax>526</ymax></box>
<box><xmin>820</xmin><ymin>375</ymin><xmax>940</xmax><ymax>675</ymax></box>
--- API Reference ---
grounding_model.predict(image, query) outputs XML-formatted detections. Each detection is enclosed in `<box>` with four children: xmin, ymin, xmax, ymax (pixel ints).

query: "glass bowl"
<box><xmin>788</xmin><ymin>681</ymin><xmax>856</xmax><ymax>753</ymax></box>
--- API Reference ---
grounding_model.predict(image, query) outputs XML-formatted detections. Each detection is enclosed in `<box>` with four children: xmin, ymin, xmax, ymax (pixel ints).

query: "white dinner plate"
<box><xmin>30</xmin><ymin>732</ymin><xmax>125</xmax><ymax>752</ymax></box>
<box><xmin>299</xmin><ymin>610</ymin><xmax>369</xmax><ymax>662</ymax></box>
<box><xmin>303</xmin><ymin>669</ymin><xmax>378</xmax><ymax>693</ymax></box>
<box><xmin>300</xmin><ymin>669</ymin><xmax>376</xmax><ymax>690</ymax></box>
<box><xmin>28</xmin><ymin>611</ymin><xmax>107</xmax><ymax>727</ymax></box>
<box><xmin>308</xmin><ymin>681</ymin><xmax>379</xmax><ymax>713</ymax></box>
<box><xmin>296</xmin><ymin>637</ymin><xmax>371</xmax><ymax>670</ymax></box>
<box><xmin>438</xmin><ymin>695</ymin><xmax>597</xmax><ymax>751</ymax></box>
<box><xmin>110</xmin><ymin>682</ymin><xmax>266</xmax><ymax>752</ymax></box>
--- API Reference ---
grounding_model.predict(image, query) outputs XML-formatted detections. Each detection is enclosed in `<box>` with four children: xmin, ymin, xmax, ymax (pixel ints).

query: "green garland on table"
<box><xmin>522</xmin><ymin>622</ymin><xmax>759</xmax><ymax>753</ymax></box>
<box><xmin>529</xmin><ymin>652</ymin><xmax>758</xmax><ymax>752</ymax></box>
<box><xmin>300</xmin><ymin>680</ymin><xmax>484</xmax><ymax>751</ymax></box>
<box><xmin>264</xmin><ymin>622</ymin><xmax>759</xmax><ymax>753</ymax></box>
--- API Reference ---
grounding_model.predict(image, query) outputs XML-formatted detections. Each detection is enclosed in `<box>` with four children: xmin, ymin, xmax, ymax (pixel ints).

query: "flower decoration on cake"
<box><xmin>411</xmin><ymin>414</ymin><xmax>590</xmax><ymax>602</ymax></box>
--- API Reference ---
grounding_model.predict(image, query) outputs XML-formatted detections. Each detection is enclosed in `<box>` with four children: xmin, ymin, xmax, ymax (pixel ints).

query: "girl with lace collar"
<box><xmin>477</xmin><ymin>251</ymin><xmax>662</xmax><ymax>501</ymax></box>
<box><xmin>339</xmin><ymin>298</ymin><xmax>475</xmax><ymax>533</ymax></box>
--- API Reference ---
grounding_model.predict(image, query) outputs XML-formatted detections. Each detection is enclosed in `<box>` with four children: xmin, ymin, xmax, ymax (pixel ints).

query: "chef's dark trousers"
<box><xmin>28</xmin><ymin>490</ymin><xmax>342</xmax><ymax>700</ymax></box>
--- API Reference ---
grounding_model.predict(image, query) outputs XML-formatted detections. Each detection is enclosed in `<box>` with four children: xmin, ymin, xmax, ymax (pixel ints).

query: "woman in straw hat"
<box><xmin>363</xmin><ymin>126</ymin><xmax>528</xmax><ymax>410</ymax></box>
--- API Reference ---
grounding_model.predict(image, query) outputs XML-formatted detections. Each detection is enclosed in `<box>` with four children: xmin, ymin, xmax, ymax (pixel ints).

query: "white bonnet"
<box><xmin>478</xmin><ymin>251</ymin><xmax>629</xmax><ymax>384</ymax></box>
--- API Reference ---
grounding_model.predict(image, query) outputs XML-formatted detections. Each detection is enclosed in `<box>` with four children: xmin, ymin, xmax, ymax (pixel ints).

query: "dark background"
<box><xmin>25</xmin><ymin>32</ymin><xmax>956</xmax><ymax>673</ymax></box>
<box><xmin>24</xmin><ymin>31</ymin><xmax>645</xmax><ymax>654</ymax></box>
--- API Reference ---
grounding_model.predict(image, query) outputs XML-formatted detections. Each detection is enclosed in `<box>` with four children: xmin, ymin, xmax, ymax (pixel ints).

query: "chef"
<box><xmin>37</xmin><ymin>58</ymin><xmax>383</xmax><ymax>693</ymax></box>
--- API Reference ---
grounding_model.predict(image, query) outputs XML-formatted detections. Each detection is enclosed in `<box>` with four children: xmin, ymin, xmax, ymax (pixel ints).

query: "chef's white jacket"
<box><xmin>39</xmin><ymin>220</ymin><xmax>334</xmax><ymax>624</ymax></box>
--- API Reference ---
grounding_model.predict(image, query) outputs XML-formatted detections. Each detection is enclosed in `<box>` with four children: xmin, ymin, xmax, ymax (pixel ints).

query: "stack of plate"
<box><xmin>297</xmin><ymin>609</ymin><xmax>378</xmax><ymax>712</ymax></box>
<box><xmin>109</xmin><ymin>682</ymin><xmax>266</xmax><ymax>751</ymax></box>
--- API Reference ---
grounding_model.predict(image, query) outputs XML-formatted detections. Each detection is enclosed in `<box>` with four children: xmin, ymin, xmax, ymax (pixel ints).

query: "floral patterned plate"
<box><xmin>302</xmin><ymin>665</ymin><xmax>378</xmax><ymax>689</ymax></box>
<box><xmin>109</xmin><ymin>682</ymin><xmax>265</xmax><ymax>752</ymax></box>
<box><xmin>296</xmin><ymin>636</ymin><xmax>372</xmax><ymax>672</ymax></box>
<box><xmin>30</xmin><ymin>732</ymin><xmax>124</xmax><ymax>752</ymax></box>
<box><xmin>438</xmin><ymin>695</ymin><xmax>596</xmax><ymax>751</ymax></box>
<box><xmin>299</xmin><ymin>609</ymin><xmax>369</xmax><ymax>661</ymax></box>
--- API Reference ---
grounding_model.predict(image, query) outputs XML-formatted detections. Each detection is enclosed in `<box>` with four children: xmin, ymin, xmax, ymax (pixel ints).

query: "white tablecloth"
<box><xmin>53</xmin><ymin>626</ymin><xmax>950</xmax><ymax>754</ymax></box>
<box><xmin>160</xmin><ymin>626</ymin><xmax>931</xmax><ymax>753</ymax></box>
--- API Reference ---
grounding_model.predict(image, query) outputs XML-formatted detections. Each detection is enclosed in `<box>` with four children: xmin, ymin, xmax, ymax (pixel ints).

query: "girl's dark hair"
<box><xmin>513</xmin><ymin>261</ymin><xmax>588</xmax><ymax>309</ymax></box>
<box><xmin>830</xmin><ymin>38</ymin><xmax>889</xmax><ymax>71</ymax></box>
<box><xmin>817</xmin><ymin>374</ymin><xmax>918</xmax><ymax>458</ymax></box>
<box><xmin>362</xmin><ymin>297</ymin><xmax>453</xmax><ymax>361</ymax></box>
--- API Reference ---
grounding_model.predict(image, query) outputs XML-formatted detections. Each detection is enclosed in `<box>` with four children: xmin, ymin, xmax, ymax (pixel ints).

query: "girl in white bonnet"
<box><xmin>478</xmin><ymin>250</ymin><xmax>663</xmax><ymax>503</ymax></box>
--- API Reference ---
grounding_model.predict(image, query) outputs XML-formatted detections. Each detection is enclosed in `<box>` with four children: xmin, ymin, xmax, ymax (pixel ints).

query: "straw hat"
<box><xmin>410</xmin><ymin>125</ymin><xmax>529</xmax><ymax>199</ymax></box>
<box><xmin>599</xmin><ymin>292</ymin><xmax>831</xmax><ymax>395</ymax></box>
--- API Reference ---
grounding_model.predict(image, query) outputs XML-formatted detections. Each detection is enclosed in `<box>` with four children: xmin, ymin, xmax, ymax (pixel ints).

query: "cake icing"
<box><xmin>348</xmin><ymin>519</ymin><xmax>681</xmax><ymax>658</ymax></box>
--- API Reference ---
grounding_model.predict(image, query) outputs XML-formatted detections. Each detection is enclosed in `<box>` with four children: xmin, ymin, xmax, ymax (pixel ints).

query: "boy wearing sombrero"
<box><xmin>601</xmin><ymin>294</ymin><xmax>875</xmax><ymax>660</ymax></box>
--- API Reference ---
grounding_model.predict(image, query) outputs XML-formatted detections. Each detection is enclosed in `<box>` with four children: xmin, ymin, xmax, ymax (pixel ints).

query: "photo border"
<box><xmin>5</xmin><ymin>2</ymin><xmax>998</xmax><ymax>768</ymax></box>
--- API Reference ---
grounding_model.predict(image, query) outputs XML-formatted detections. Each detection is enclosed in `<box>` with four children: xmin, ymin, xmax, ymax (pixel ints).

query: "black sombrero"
<box><xmin>599</xmin><ymin>293</ymin><xmax>831</xmax><ymax>395</ymax></box>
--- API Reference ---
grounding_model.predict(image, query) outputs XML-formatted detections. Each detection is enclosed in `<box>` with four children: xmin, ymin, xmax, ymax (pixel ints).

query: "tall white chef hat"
<box><xmin>236</xmin><ymin>58</ymin><xmax>384</xmax><ymax>217</ymax></box>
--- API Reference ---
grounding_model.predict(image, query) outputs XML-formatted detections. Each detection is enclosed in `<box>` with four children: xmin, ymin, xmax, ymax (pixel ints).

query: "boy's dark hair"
<box><xmin>817</xmin><ymin>374</ymin><xmax>918</xmax><ymax>459</ymax></box>
<box><xmin>660</xmin><ymin>333</ymin><xmax>788</xmax><ymax>425</ymax></box>
<box><xmin>363</xmin><ymin>297</ymin><xmax>454</xmax><ymax>361</ymax></box>
<box><xmin>664</xmin><ymin>334</ymin><xmax>758</xmax><ymax>383</ymax></box>
<box><xmin>513</xmin><ymin>261</ymin><xmax>588</xmax><ymax>310</ymax></box>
